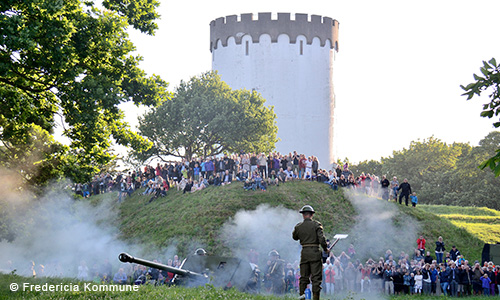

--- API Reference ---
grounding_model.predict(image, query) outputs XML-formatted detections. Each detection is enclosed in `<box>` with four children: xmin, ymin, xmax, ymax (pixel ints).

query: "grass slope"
<box><xmin>112</xmin><ymin>182</ymin><xmax>487</xmax><ymax>262</ymax></box>
<box><xmin>419</xmin><ymin>204</ymin><xmax>500</xmax><ymax>245</ymax></box>
<box><xmin>117</xmin><ymin>181</ymin><xmax>356</xmax><ymax>257</ymax></box>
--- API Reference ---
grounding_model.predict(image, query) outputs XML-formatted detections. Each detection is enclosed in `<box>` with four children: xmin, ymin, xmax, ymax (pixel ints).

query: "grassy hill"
<box><xmin>91</xmin><ymin>181</ymin><xmax>489</xmax><ymax>262</ymax></box>
<box><xmin>117</xmin><ymin>181</ymin><xmax>356</xmax><ymax>257</ymax></box>
<box><xmin>418</xmin><ymin>204</ymin><xmax>500</xmax><ymax>245</ymax></box>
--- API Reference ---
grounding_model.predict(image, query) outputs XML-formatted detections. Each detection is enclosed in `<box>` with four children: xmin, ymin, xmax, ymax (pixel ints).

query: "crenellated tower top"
<box><xmin>209</xmin><ymin>13</ymin><xmax>339</xmax><ymax>52</ymax></box>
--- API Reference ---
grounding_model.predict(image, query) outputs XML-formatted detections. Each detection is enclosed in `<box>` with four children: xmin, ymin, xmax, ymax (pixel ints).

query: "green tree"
<box><xmin>349</xmin><ymin>159</ymin><xmax>382</xmax><ymax>178</ymax></box>
<box><xmin>461</xmin><ymin>58</ymin><xmax>500</xmax><ymax>176</ymax></box>
<box><xmin>380</xmin><ymin>137</ymin><xmax>469</xmax><ymax>192</ymax></box>
<box><xmin>446</xmin><ymin>131</ymin><xmax>500</xmax><ymax>209</ymax></box>
<box><xmin>134</xmin><ymin>71</ymin><xmax>277</xmax><ymax>162</ymax></box>
<box><xmin>0</xmin><ymin>0</ymin><xmax>168</xmax><ymax>185</ymax></box>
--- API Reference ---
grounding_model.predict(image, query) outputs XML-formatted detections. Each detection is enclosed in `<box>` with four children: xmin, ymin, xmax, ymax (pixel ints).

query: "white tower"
<box><xmin>210</xmin><ymin>13</ymin><xmax>339</xmax><ymax>167</ymax></box>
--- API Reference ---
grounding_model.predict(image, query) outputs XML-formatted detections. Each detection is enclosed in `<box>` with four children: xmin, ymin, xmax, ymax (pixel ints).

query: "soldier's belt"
<box><xmin>301</xmin><ymin>244</ymin><xmax>320</xmax><ymax>247</ymax></box>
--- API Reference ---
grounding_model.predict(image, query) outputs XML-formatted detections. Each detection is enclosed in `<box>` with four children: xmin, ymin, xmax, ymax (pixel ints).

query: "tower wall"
<box><xmin>210</xmin><ymin>13</ymin><xmax>339</xmax><ymax>167</ymax></box>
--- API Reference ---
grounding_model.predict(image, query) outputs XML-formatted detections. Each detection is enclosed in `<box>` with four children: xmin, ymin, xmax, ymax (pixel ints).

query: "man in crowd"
<box><xmin>398</xmin><ymin>178</ymin><xmax>412</xmax><ymax>206</ymax></box>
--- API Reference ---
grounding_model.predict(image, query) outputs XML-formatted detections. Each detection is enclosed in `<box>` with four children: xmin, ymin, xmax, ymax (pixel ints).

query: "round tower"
<box><xmin>210</xmin><ymin>13</ymin><xmax>339</xmax><ymax>167</ymax></box>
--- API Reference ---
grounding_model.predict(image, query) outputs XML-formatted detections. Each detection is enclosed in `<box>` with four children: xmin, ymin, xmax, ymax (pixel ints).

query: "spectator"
<box><xmin>183</xmin><ymin>179</ymin><xmax>193</xmax><ymax>194</ymax></box>
<box><xmin>435</xmin><ymin>236</ymin><xmax>445</xmax><ymax>264</ymax></box>
<box><xmin>258</xmin><ymin>153</ymin><xmax>267</xmax><ymax>178</ymax></box>
<box><xmin>390</xmin><ymin>176</ymin><xmax>399</xmax><ymax>201</ymax></box>
<box><xmin>113</xmin><ymin>268</ymin><xmax>127</xmax><ymax>284</ymax></box>
<box><xmin>77</xmin><ymin>261</ymin><xmax>89</xmax><ymax>281</ymax></box>
<box><xmin>324</xmin><ymin>259</ymin><xmax>335</xmax><ymax>295</ymax></box>
<box><xmin>383</xmin><ymin>264</ymin><xmax>394</xmax><ymax>294</ymax></box>
<box><xmin>449</xmin><ymin>261</ymin><xmax>460</xmax><ymax>296</ymax></box>
<box><xmin>414</xmin><ymin>269</ymin><xmax>423</xmax><ymax>294</ymax></box>
<box><xmin>481</xmin><ymin>273</ymin><xmax>491</xmax><ymax>296</ymax></box>
<box><xmin>424</xmin><ymin>251</ymin><xmax>433</xmax><ymax>265</ymax></box>
<box><xmin>410</xmin><ymin>192</ymin><xmax>418</xmax><ymax>207</ymax></box>
<box><xmin>460</xmin><ymin>264</ymin><xmax>473</xmax><ymax>296</ymax></box>
<box><xmin>221</xmin><ymin>170</ymin><xmax>232</xmax><ymax>186</ymax></box>
<box><xmin>333</xmin><ymin>259</ymin><xmax>344</xmax><ymax>292</ymax></box>
<box><xmin>417</xmin><ymin>236</ymin><xmax>426</xmax><ymax>255</ymax></box>
<box><xmin>268</xmin><ymin>170</ymin><xmax>279</xmax><ymax>186</ymax></box>
<box><xmin>450</xmin><ymin>245</ymin><xmax>461</xmax><ymax>261</ymax></box>
<box><xmin>299</xmin><ymin>155</ymin><xmax>307</xmax><ymax>179</ymax></box>
<box><xmin>439</xmin><ymin>264</ymin><xmax>450</xmax><ymax>296</ymax></box>
<box><xmin>398</xmin><ymin>178</ymin><xmax>412</xmax><ymax>206</ymax></box>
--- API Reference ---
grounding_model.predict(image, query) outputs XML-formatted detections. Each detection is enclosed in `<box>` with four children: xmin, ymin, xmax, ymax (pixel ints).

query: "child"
<box><xmin>410</xmin><ymin>192</ymin><xmax>418</xmax><ymax>207</ymax></box>
<box><xmin>481</xmin><ymin>273</ymin><xmax>491</xmax><ymax>296</ymax></box>
<box><xmin>414</xmin><ymin>270</ymin><xmax>423</xmax><ymax>294</ymax></box>
<box><xmin>403</xmin><ymin>271</ymin><xmax>411</xmax><ymax>294</ymax></box>
<box><xmin>410</xmin><ymin>272</ymin><xmax>415</xmax><ymax>294</ymax></box>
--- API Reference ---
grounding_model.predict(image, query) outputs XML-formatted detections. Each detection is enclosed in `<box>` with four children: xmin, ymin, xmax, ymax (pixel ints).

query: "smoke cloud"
<box><xmin>0</xmin><ymin>172</ymin><xmax>141</xmax><ymax>278</ymax></box>
<box><xmin>220</xmin><ymin>204</ymin><xmax>303</xmax><ymax>265</ymax></box>
<box><xmin>341</xmin><ymin>190</ymin><xmax>421</xmax><ymax>261</ymax></box>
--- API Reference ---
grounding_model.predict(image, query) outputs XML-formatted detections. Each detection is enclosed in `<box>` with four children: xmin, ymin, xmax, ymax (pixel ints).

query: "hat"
<box><xmin>299</xmin><ymin>205</ymin><xmax>315</xmax><ymax>214</ymax></box>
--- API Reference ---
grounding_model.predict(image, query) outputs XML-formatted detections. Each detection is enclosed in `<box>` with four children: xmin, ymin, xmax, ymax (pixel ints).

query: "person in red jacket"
<box><xmin>324</xmin><ymin>260</ymin><xmax>336</xmax><ymax>295</ymax></box>
<box><xmin>417</xmin><ymin>236</ymin><xmax>426</xmax><ymax>255</ymax></box>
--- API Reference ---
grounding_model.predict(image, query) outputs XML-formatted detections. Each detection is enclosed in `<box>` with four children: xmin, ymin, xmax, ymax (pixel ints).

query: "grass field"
<box><xmin>419</xmin><ymin>205</ymin><xmax>500</xmax><ymax>244</ymax></box>
<box><xmin>1</xmin><ymin>273</ymin><xmax>494</xmax><ymax>300</ymax></box>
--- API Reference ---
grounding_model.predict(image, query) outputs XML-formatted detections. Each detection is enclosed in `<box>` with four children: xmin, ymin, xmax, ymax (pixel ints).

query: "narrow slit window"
<box><xmin>300</xmin><ymin>40</ymin><xmax>304</xmax><ymax>55</ymax></box>
<box><xmin>245</xmin><ymin>41</ymin><xmax>249</xmax><ymax>56</ymax></box>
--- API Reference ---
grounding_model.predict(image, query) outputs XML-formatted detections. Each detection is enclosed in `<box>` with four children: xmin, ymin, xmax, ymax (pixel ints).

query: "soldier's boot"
<box><xmin>313</xmin><ymin>292</ymin><xmax>320</xmax><ymax>300</ymax></box>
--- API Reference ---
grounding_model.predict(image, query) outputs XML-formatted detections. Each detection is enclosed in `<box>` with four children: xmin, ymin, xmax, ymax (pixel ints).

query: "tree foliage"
<box><xmin>461</xmin><ymin>58</ymin><xmax>500</xmax><ymax>176</ymax></box>
<box><xmin>350</xmin><ymin>133</ymin><xmax>500</xmax><ymax>209</ymax></box>
<box><xmin>134</xmin><ymin>71</ymin><xmax>278</xmax><ymax>162</ymax></box>
<box><xmin>0</xmin><ymin>0</ymin><xmax>168</xmax><ymax>186</ymax></box>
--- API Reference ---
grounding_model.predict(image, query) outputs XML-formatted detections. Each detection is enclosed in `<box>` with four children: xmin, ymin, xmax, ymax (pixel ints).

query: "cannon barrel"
<box><xmin>118</xmin><ymin>252</ymin><xmax>206</xmax><ymax>278</ymax></box>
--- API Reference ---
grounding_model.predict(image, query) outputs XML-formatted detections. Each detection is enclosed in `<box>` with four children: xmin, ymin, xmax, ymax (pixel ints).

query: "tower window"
<box><xmin>245</xmin><ymin>41</ymin><xmax>249</xmax><ymax>56</ymax></box>
<box><xmin>300</xmin><ymin>40</ymin><xmax>303</xmax><ymax>55</ymax></box>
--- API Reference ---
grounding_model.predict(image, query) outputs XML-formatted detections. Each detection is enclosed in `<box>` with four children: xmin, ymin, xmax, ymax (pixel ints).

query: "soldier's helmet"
<box><xmin>268</xmin><ymin>250</ymin><xmax>280</xmax><ymax>257</ymax></box>
<box><xmin>299</xmin><ymin>205</ymin><xmax>315</xmax><ymax>214</ymax></box>
<box><xmin>194</xmin><ymin>248</ymin><xmax>207</xmax><ymax>256</ymax></box>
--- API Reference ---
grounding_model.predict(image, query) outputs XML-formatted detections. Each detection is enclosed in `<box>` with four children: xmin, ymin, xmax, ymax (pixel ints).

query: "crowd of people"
<box><xmin>258</xmin><ymin>236</ymin><xmax>498</xmax><ymax>297</ymax></box>
<box><xmin>73</xmin><ymin>151</ymin><xmax>420</xmax><ymax>208</ymax></box>
<box><xmin>314</xmin><ymin>236</ymin><xmax>499</xmax><ymax>297</ymax></box>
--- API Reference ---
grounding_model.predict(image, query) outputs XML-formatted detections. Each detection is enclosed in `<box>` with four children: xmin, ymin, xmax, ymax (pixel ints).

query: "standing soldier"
<box><xmin>266</xmin><ymin>250</ymin><xmax>286</xmax><ymax>294</ymax></box>
<box><xmin>293</xmin><ymin>205</ymin><xmax>329</xmax><ymax>300</ymax></box>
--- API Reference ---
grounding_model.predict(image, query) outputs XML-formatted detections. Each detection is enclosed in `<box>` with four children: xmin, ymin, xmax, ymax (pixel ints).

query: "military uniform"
<box><xmin>292</xmin><ymin>205</ymin><xmax>328</xmax><ymax>300</ymax></box>
<box><xmin>266</xmin><ymin>251</ymin><xmax>286</xmax><ymax>294</ymax></box>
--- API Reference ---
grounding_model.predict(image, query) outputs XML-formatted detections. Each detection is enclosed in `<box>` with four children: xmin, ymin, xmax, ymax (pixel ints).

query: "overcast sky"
<box><xmin>122</xmin><ymin>0</ymin><xmax>499</xmax><ymax>164</ymax></box>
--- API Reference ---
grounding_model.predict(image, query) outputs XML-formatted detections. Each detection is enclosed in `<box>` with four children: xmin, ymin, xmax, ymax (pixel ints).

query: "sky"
<box><xmin>122</xmin><ymin>0</ymin><xmax>499</xmax><ymax>164</ymax></box>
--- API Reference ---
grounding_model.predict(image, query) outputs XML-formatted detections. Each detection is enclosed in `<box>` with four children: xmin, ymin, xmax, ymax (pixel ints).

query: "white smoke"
<box><xmin>220</xmin><ymin>204</ymin><xmax>303</xmax><ymax>265</ymax></box>
<box><xmin>341</xmin><ymin>190</ymin><xmax>421</xmax><ymax>262</ymax></box>
<box><xmin>0</xmin><ymin>179</ymin><xmax>141</xmax><ymax>278</ymax></box>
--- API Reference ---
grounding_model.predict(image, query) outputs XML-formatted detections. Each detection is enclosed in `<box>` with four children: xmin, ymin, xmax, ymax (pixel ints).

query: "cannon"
<box><xmin>118</xmin><ymin>252</ymin><xmax>260</xmax><ymax>291</ymax></box>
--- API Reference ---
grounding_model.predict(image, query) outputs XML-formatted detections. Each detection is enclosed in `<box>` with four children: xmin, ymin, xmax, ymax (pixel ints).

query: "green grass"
<box><xmin>400</xmin><ymin>204</ymin><xmax>484</xmax><ymax>261</ymax></box>
<box><xmin>116</xmin><ymin>181</ymin><xmax>356</xmax><ymax>257</ymax></box>
<box><xmin>85</xmin><ymin>183</ymin><xmax>489</xmax><ymax>262</ymax></box>
<box><xmin>0</xmin><ymin>273</ymin><xmax>296</xmax><ymax>300</ymax></box>
<box><xmin>2</xmin><ymin>273</ymin><xmax>495</xmax><ymax>300</ymax></box>
<box><xmin>418</xmin><ymin>205</ymin><xmax>500</xmax><ymax>216</ymax></box>
<box><xmin>418</xmin><ymin>204</ymin><xmax>500</xmax><ymax>245</ymax></box>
